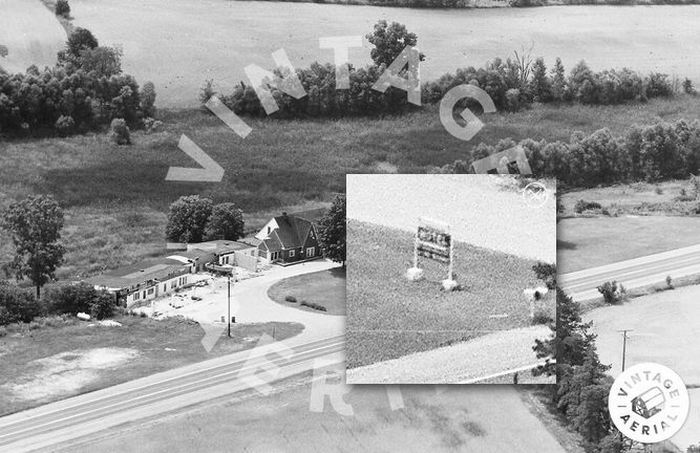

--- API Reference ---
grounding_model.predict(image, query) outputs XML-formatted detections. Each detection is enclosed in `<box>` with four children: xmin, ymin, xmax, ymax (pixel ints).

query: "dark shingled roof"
<box><xmin>272</xmin><ymin>214</ymin><xmax>313</xmax><ymax>249</ymax></box>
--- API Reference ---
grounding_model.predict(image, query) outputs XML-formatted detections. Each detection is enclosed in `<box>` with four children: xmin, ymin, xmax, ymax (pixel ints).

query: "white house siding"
<box><xmin>255</xmin><ymin>218</ymin><xmax>279</xmax><ymax>241</ymax></box>
<box><xmin>235</xmin><ymin>252</ymin><xmax>258</xmax><ymax>272</ymax></box>
<box><xmin>126</xmin><ymin>274</ymin><xmax>190</xmax><ymax>306</ymax></box>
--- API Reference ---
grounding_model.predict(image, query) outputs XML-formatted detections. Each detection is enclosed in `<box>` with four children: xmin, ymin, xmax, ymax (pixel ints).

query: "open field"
<box><xmin>0</xmin><ymin>0</ymin><xmax>65</xmax><ymax>74</ymax></box>
<box><xmin>561</xmin><ymin>179</ymin><xmax>700</xmax><ymax>217</ymax></box>
<box><xmin>0</xmin><ymin>315</ymin><xmax>303</xmax><ymax>416</ymax></box>
<box><xmin>267</xmin><ymin>268</ymin><xmax>346</xmax><ymax>315</ymax></box>
<box><xmin>2</xmin><ymin>97</ymin><xmax>700</xmax><ymax>279</ymax></box>
<box><xmin>345</xmin><ymin>220</ymin><xmax>550</xmax><ymax>369</ymax></box>
<box><xmin>557</xmin><ymin>216</ymin><xmax>700</xmax><ymax>274</ymax></box>
<box><xmin>61</xmin><ymin>374</ymin><xmax>567</xmax><ymax>453</ymax></box>
<box><xmin>587</xmin><ymin>283</ymin><xmax>700</xmax><ymax>386</ymax></box>
<box><xmin>65</xmin><ymin>0</ymin><xmax>700</xmax><ymax>108</ymax></box>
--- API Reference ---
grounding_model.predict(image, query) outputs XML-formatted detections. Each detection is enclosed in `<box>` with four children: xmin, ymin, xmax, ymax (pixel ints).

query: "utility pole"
<box><xmin>227</xmin><ymin>275</ymin><xmax>231</xmax><ymax>338</ymax></box>
<box><xmin>617</xmin><ymin>329</ymin><xmax>633</xmax><ymax>371</ymax></box>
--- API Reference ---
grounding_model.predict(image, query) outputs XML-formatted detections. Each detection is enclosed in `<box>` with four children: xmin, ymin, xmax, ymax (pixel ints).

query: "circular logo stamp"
<box><xmin>522</xmin><ymin>181</ymin><xmax>550</xmax><ymax>208</ymax></box>
<box><xmin>608</xmin><ymin>363</ymin><xmax>689</xmax><ymax>444</ymax></box>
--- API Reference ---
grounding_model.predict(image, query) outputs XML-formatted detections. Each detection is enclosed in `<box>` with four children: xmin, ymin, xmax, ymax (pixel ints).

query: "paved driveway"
<box><xmin>149</xmin><ymin>259</ymin><xmax>345</xmax><ymax>347</ymax></box>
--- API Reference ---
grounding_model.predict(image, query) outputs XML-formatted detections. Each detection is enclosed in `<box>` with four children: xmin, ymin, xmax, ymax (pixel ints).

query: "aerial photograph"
<box><xmin>1</xmin><ymin>0</ymin><xmax>700</xmax><ymax>451</ymax></box>
<box><xmin>345</xmin><ymin>174</ymin><xmax>557</xmax><ymax>384</ymax></box>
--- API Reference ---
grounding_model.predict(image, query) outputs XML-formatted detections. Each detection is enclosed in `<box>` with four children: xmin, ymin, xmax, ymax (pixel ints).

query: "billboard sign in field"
<box><xmin>410</xmin><ymin>218</ymin><xmax>455</xmax><ymax>285</ymax></box>
<box><xmin>416</xmin><ymin>225</ymin><xmax>451</xmax><ymax>263</ymax></box>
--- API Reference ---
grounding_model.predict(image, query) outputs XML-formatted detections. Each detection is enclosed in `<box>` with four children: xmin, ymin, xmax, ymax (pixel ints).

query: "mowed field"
<box><xmin>587</xmin><ymin>283</ymin><xmax>700</xmax><ymax>386</ymax></box>
<box><xmin>558</xmin><ymin>216</ymin><xmax>700</xmax><ymax>274</ymax></box>
<box><xmin>65</xmin><ymin>0</ymin><xmax>700</xmax><ymax>108</ymax></box>
<box><xmin>586</xmin><ymin>284</ymin><xmax>700</xmax><ymax>452</ymax></box>
<box><xmin>63</xmin><ymin>377</ymin><xmax>567</xmax><ymax>453</ymax></box>
<box><xmin>559</xmin><ymin>179</ymin><xmax>700</xmax><ymax>273</ymax></box>
<box><xmin>0</xmin><ymin>0</ymin><xmax>65</xmax><ymax>74</ymax></box>
<box><xmin>345</xmin><ymin>220</ymin><xmax>550</xmax><ymax>369</ymax></box>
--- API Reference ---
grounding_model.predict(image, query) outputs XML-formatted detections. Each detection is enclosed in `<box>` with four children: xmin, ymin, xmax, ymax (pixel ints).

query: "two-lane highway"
<box><xmin>0</xmin><ymin>335</ymin><xmax>345</xmax><ymax>453</ymax></box>
<box><xmin>560</xmin><ymin>244</ymin><xmax>700</xmax><ymax>301</ymax></box>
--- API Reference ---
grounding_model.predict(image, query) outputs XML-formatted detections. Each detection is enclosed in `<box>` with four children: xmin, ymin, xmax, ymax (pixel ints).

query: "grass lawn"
<box><xmin>345</xmin><ymin>220</ymin><xmax>552</xmax><ymax>369</ymax></box>
<box><xmin>0</xmin><ymin>315</ymin><xmax>303</xmax><ymax>416</ymax></box>
<box><xmin>2</xmin><ymin>97</ymin><xmax>700</xmax><ymax>279</ymax></box>
<box><xmin>557</xmin><ymin>216</ymin><xmax>700</xmax><ymax>274</ymax></box>
<box><xmin>267</xmin><ymin>268</ymin><xmax>346</xmax><ymax>316</ymax></box>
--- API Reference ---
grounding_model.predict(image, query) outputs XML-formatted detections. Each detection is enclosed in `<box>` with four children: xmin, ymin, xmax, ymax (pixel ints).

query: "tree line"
<box><xmin>204</xmin><ymin>20</ymin><xmax>686</xmax><ymax>120</ymax></box>
<box><xmin>531</xmin><ymin>266</ymin><xmax>630</xmax><ymax>453</ymax></box>
<box><xmin>434</xmin><ymin>118</ymin><xmax>700</xmax><ymax>188</ymax></box>
<box><xmin>0</xmin><ymin>27</ymin><xmax>155</xmax><ymax>137</ymax></box>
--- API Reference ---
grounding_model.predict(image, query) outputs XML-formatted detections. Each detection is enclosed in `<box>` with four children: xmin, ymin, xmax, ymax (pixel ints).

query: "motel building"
<box><xmin>87</xmin><ymin>240</ymin><xmax>262</xmax><ymax>306</ymax></box>
<box><xmin>88</xmin><ymin>257</ymin><xmax>193</xmax><ymax>306</ymax></box>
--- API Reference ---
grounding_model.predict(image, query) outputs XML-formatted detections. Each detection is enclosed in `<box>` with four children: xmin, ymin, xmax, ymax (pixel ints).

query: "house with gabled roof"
<box><xmin>255</xmin><ymin>212</ymin><xmax>322</xmax><ymax>265</ymax></box>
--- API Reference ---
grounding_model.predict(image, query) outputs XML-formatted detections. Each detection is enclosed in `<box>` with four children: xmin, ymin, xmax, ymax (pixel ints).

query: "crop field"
<box><xmin>345</xmin><ymin>220</ymin><xmax>551</xmax><ymax>369</ymax></box>
<box><xmin>65</xmin><ymin>0</ymin><xmax>700</xmax><ymax>108</ymax></box>
<box><xmin>0</xmin><ymin>0</ymin><xmax>65</xmax><ymax>74</ymax></box>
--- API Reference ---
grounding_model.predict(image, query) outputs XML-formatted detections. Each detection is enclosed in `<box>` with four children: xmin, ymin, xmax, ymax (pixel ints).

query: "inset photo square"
<box><xmin>345</xmin><ymin>174</ymin><xmax>556</xmax><ymax>385</ymax></box>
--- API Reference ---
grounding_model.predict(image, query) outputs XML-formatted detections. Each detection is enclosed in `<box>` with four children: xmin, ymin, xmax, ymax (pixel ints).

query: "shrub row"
<box><xmin>435</xmin><ymin>119</ymin><xmax>700</xmax><ymax>187</ymax></box>
<box><xmin>215</xmin><ymin>62</ymin><xmax>416</xmax><ymax>118</ymax></box>
<box><xmin>0</xmin><ymin>281</ymin><xmax>117</xmax><ymax>326</ymax></box>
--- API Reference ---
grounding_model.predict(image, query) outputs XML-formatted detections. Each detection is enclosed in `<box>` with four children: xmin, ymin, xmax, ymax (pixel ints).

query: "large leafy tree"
<box><xmin>165</xmin><ymin>195</ymin><xmax>213</xmax><ymax>244</ymax></box>
<box><xmin>365</xmin><ymin>20</ymin><xmax>424</xmax><ymax>68</ymax></box>
<box><xmin>1</xmin><ymin>195</ymin><xmax>65</xmax><ymax>299</ymax></box>
<box><xmin>319</xmin><ymin>195</ymin><xmax>346</xmax><ymax>266</ymax></box>
<box><xmin>65</xmin><ymin>27</ymin><xmax>98</xmax><ymax>57</ymax></box>
<box><xmin>205</xmin><ymin>202</ymin><xmax>245</xmax><ymax>241</ymax></box>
